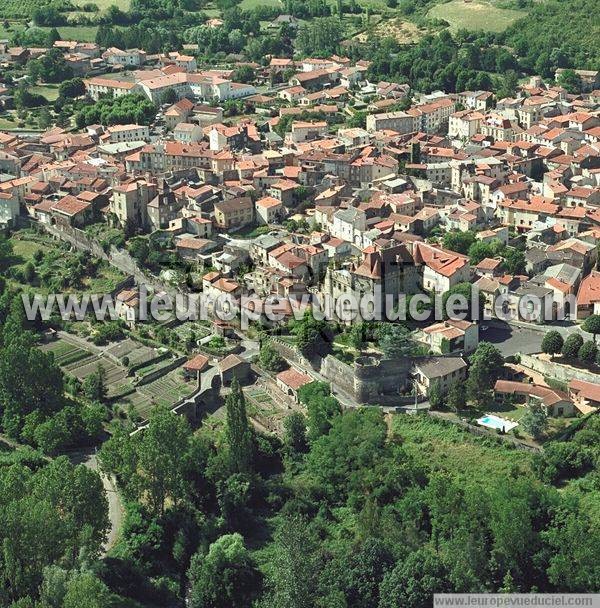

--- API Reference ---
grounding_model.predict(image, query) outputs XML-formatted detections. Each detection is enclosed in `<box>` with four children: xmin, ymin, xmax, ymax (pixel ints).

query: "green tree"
<box><xmin>63</xmin><ymin>571</ymin><xmax>113</xmax><ymax>608</ymax></box>
<box><xmin>283</xmin><ymin>412</ymin><xmax>308</xmax><ymax>457</ymax></box>
<box><xmin>541</xmin><ymin>330</ymin><xmax>564</xmax><ymax>358</ymax></box>
<box><xmin>232</xmin><ymin>65</ymin><xmax>255</xmax><ymax>83</ymax></box>
<box><xmin>521</xmin><ymin>402</ymin><xmax>547</xmax><ymax>440</ymax></box>
<box><xmin>296</xmin><ymin>17</ymin><xmax>343</xmax><ymax>56</ymax></box>
<box><xmin>98</xmin><ymin>427</ymin><xmax>138</xmax><ymax>498</ymax></box>
<box><xmin>297</xmin><ymin>381</ymin><xmax>341</xmax><ymax>442</ymax></box>
<box><xmin>347</xmin><ymin>111</ymin><xmax>367</xmax><ymax>129</ymax></box>
<box><xmin>226</xmin><ymin>377</ymin><xmax>254</xmax><ymax>475</ymax></box>
<box><xmin>562</xmin><ymin>333</ymin><xmax>583</xmax><ymax>359</ymax></box>
<box><xmin>293</xmin><ymin>309</ymin><xmax>331</xmax><ymax>358</ymax></box>
<box><xmin>58</xmin><ymin>77</ymin><xmax>85</xmax><ymax>98</ymax></box>
<box><xmin>0</xmin><ymin>456</ymin><xmax>108</xmax><ymax>601</ymax></box>
<box><xmin>468</xmin><ymin>239</ymin><xmax>502</xmax><ymax>265</ymax></box>
<box><xmin>266</xmin><ymin>515</ymin><xmax>318</xmax><ymax>608</ymax></box>
<box><xmin>27</xmin><ymin>48</ymin><xmax>73</xmax><ymax>83</ymax></box>
<box><xmin>578</xmin><ymin>340</ymin><xmax>598</xmax><ymax>364</ymax></box>
<box><xmin>82</xmin><ymin>364</ymin><xmax>107</xmax><ymax>403</ymax></box>
<box><xmin>188</xmin><ymin>533</ymin><xmax>262</xmax><ymax>608</ymax></box>
<box><xmin>0</xmin><ymin>233</ymin><xmax>13</xmax><ymax>262</ymax></box>
<box><xmin>136</xmin><ymin>406</ymin><xmax>193</xmax><ymax>516</ymax></box>
<box><xmin>377</xmin><ymin>323</ymin><xmax>415</xmax><ymax>358</ymax></box>
<box><xmin>37</xmin><ymin>107</ymin><xmax>52</xmax><ymax>129</ymax></box>
<box><xmin>447</xmin><ymin>382</ymin><xmax>466</xmax><ymax>411</ymax></box>
<box><xmin>32</xmin><ymin>412</ymin><xmax>70</xmax><ymax>455</ymax></box>
<box><xmin>545</xmin><ymin>507</ymin><xmax>600</xmax><ymax>592</ymax></box>
<box><xmin>159</xmin><ymin>87</ymin><xmax>179</xmax><ymax>105</ymax></box>
<box><xmin>379</xmin><ymin>547</ymin><xmax>451</xmax><ymax>608</ymax></box>
<box><xmin>428</xmin><ymin>383</ymin><xmax>443</xmax><ymax>409</ymax></box>
<box><xmin>0</xmin><ymin>331</ymin><xmax>64</xmax><ymax>438</ymax></box>
<box><xmin>306</xmin><ymin>408</ymin><xmax>393</xmax><ymax>503</ymax></box>
<box><xmin>258</xmin><ymin>342</ymin><xmax>285</xmax><ymax>372</ymax></box>
<box><xmin>582</xmin><ymin>314</ymin><xmax>600</xmax><ymax>343</ymax></box>
<box><xmin>14</xmin><ymin>86</ymin><xmax>47</xmax><ymax>110</ymax></box>
<box><xmin>348</xmin><ymin>322</ymin><xmax>366</xmax><ymax>350</ymax></box>
<box><xmin>442</xmin><ymin>230</ymin><xmax>476</xmax><ymax>255</ymax></box>
<box><xmin>502</xmin><ymin>248</ymin><xmax>526</xmax><ymax>275</ymax></box>
<box><xmin>466</xmin><ymin>342</ymin><xmax>504</xmax><ymax>406</ymax></box>
<box><xmin>23</xmin><ymin>261</ymin><xmax>36</xmax><ymax>284</ymax></box>
<box><xmin>442</xmin><ymin>282</ymin><xmax>485</xmax><ymax>321</ymax></box>
<box><xmin>557</xmin><ymin>69</ymin><xmax>583</xmax><ymax>93</ymax></box>
<box><xmin>496</xmin><ymin>70</ymin><xmax>519</xmax><ymax>99</ymax></box>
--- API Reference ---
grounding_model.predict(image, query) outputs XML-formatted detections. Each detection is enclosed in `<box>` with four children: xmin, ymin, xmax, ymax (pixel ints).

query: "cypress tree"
<box><xmin>225</xmin><ymin>377</ymin><xmax>254</xmax><ymax>474</ymax></box>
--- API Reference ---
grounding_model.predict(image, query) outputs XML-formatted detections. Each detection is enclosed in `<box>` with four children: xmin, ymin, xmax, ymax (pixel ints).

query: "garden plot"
<box><xmin>243</xmin><ymin>385</ymin><xmax>291</xmax><ymax>435</ymax></box>
<box><xmin>68</xmin><ymin>357</ymin><xmax>133</xmax><ymax>398</ymax></box>
<box><xmin>40</xmin><ymin>340</ymin><xmax>96</xmax><ymax>368</ymax></box>
<box><xmin>40</xmin><ymin>337</ymin><xmax>134</xmax><ymax>398</ymax></box>
<box><xmin>171</xmin><ymin>322</ymin><xmax>213</xmax><ymax>342</ymax></box>
<box><xmin>137</xmin><ymin>368</ymin><xmax>196</xmax><ymax>404</ymax></box>
<box><xmin>119</xmin><ymin>366</ymin><xmax>197</xmax><ymax>420</ymax></box>
<box><xmin>104</xmin><ymin>338</ymin><xmax>161</xmax><ymax>368</ymax></box>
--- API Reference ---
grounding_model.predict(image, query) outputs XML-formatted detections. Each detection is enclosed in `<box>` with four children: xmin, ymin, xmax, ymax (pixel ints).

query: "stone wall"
<box><xmin>520</xmin><ymin>353</ymin><xmax>599</xmax><ymax>385</ymax></box>
<box><xmin>269</xmin><ymin>337</ymin><xmax>313</xmax><ymax>370</ymax></box>
<box><xmin>321</xmin><ymin>352</ymin><xmax>465</xmax><ymax>405</ymax></box>
<box><xmin>134</xmin><ymin>356</ymin><xmax>186</xmax><ymax>387</ymax></box>
<box><xmin>320</xmin><ymin>355</ymin><xmax>356</xmax><ymax>397</ymax></box>
<box><xmin>354</xmin><ymin>356</ymin><xmax>414</xmax><ymax>403</ymax></box>
<box><xmin>39</xmin><ymin>222</ymin><xmax>191</xmax><ymax>310</ymax></box>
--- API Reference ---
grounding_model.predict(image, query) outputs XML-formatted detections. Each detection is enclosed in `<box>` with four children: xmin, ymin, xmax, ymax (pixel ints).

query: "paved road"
<box><xmin>238</xmin><ymin>335</ymin><xmax>259</xmax><ymax>361</ymax></box>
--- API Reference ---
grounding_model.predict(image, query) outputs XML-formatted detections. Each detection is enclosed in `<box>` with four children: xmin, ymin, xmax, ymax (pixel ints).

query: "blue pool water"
<box><xmin>477</xmin><ymin>414</ymin><xmax>518</xmax><ymax>432</ymax></box>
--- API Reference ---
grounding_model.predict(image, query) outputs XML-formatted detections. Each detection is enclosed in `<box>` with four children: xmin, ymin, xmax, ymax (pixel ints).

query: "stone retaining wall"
<box><xmin>520</xmin><ymin>353</ymin><xmax>599</xmax><ymax>385</ymax></box>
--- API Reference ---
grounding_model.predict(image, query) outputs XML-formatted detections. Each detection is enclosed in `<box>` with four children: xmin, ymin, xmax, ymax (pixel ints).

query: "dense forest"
<box><xmin>502</xmin><ymin>0</ymin><xmax>600</xmax><ymax>74</ymax></box>
<box><xmin>90</xmin><ymin>380</ymin><xmax>600</xmax><ymax>607</ymax></box>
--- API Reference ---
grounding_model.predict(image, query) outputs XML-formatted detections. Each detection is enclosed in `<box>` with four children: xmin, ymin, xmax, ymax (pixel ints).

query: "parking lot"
<box><xmin>480</xmin><ymin>321</ymin><xmax>544</xmax><ymax>357</ymax></box>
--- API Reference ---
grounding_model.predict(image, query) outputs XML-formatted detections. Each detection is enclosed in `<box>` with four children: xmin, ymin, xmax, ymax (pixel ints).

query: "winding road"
<box><xmin>70</xmin><ymin>448</ymin><xmax>124</xmax><ymax>555</ymax></box>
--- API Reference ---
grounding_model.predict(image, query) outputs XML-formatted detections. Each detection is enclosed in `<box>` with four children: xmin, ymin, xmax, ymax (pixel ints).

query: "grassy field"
<box><xmin>366</xmin><ymin>17</ymin><xmax>425</xmax><ymax>43</ymax></box>
<box><xmin>0</xmin><ymin>115</ymin><xmax>19</xmax><ymax>130</ymax></box>
<box><xmin>9</xmin><ymin>236</ymin><xmax>53</xmax><ymax>264</ymax></box>
<box><xmin>29</xmin><ymin>85</ymin><xmax>60</xmax><ymax>102</ymax></box>
<box><xmin>8</xmin><ymin>231</ymin><xmax>126</xmax><ymax>294</ymax></box>
<box><xmin>428</xmin><ymin>0</ymin><xmax>526</xmax><ymax>32</ymax></box>
<box><xmin>239</xmin><ymin>0</ymin><xmax>282</xmax><ymax>8</ymax></box>
<box><xmin>73</xmin><ymin>0</ymin><xmax>130</xmax><ymax>10</ymax></box>
<box><xmin>392</xmin><ymin>415</ymin><xmax>533</xmax><ymax>485</ymax></box>
<box><xmin>0</xmin><ymin>21</ymin><xmax>99</xmax><ymax>42</ymax></box>
<box><xmin>41</xmin><ymin>25</ymin><xmax>100</xmax><ymax>41</ymax></box>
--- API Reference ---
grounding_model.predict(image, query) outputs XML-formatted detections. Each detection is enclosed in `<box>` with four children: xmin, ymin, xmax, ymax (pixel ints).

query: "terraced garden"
<box><xmin>120</xmin><ymin>367</ymin><xmax>196</xmax><ymax>420</ymax></box>
<box><xmin>41</xmin><ymin>339</ymin><xmax>95</xmax><ymax>367</ymax></box>
<box><xmin>40</xmin><ymin>337</ymin><xmax>134</xmax><ymax>398</ymax></box>
<box><xmin>104</xmin><ymin>338</ymin><xmax>161</xmax><ymax>368</ymax></box>
<box><xmin>40</xmin><ymin>333</ymin><xmax>196</xmax><ymax>420</ymax></box>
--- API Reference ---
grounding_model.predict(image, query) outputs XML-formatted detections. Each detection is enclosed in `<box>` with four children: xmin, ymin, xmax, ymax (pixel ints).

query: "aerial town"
<box><xmin>0</xmin><ymin>0</ymin><xmax>599</xmax><ymax>605</ymax></box>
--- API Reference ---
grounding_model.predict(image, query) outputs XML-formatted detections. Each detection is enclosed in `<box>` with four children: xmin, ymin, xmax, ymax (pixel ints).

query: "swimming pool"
<box><xmin>477</xmin><ymin>414</ymin><xmax>518</xmax><ymax>432</ymax></box>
